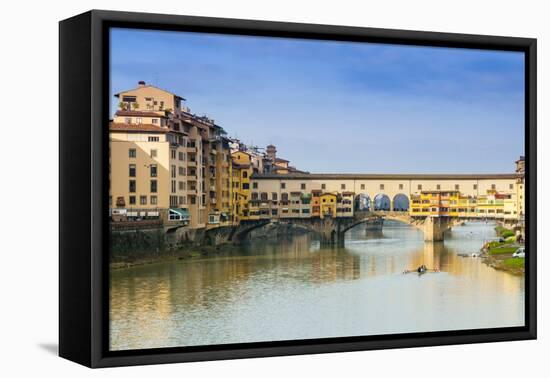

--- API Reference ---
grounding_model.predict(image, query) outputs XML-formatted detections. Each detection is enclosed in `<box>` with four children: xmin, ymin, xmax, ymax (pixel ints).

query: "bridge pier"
<box><xmin>421</xmin><ymin>216</ymin><xmax>453</xmax><ymax>242</ymax></box>
<box><xmin>318</xmin><ymin>221</ymin><xmax>346</xmax><ymax>246</ymax></box>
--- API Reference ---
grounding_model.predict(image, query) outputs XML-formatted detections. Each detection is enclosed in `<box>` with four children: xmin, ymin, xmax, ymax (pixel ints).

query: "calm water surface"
<box><xmin>110</xmin><ymin>221</ymin><xmax>525</xmax><ymax>351</ymax></box>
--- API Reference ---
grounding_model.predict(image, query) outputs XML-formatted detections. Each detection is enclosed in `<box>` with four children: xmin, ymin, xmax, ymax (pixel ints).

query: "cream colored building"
<box><xmin>251</xmin><ymin>173</ymin><xmax>523</xmax><ymax>221</ymax></box>
<box><xmin>110</xmin><ymin>81</ymin><xmax>231</xmax><ymax>229</ymax></box>
<box><xmin>109</xmin><ymin>117</ymin><xmax>190</xmax><ymax>223</ymax></box>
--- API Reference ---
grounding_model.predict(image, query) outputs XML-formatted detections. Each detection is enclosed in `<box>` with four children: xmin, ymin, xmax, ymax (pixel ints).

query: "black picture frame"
<box><xmin>59</xmin><ymin>9</ymin><xmax>537</xmax><ymax>368</ymax></box>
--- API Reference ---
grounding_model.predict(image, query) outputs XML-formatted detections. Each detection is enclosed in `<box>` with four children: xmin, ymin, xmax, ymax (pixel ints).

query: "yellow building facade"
<box><xmin>231</xmin><ymin>151</ymin><xmax>253</xmax><ymax>222</ymax></box>
<box><xmin>319</xmin><ymin>193</ymin><xmax>338</xmax><ymax>218</ymax></box>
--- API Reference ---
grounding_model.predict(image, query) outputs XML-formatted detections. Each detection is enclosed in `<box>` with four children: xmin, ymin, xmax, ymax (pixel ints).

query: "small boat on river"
<box><xmin>403</xmin><ymin>265</ymin><xmax>440</xmax><ymax>275</ymax></box>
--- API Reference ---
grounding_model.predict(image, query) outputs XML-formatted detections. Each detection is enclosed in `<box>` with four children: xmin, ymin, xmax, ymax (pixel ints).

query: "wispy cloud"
<box><xmin>110</xmin><ymin>28</ymin><xmax>524</xmax><ymax>173</ymax></box>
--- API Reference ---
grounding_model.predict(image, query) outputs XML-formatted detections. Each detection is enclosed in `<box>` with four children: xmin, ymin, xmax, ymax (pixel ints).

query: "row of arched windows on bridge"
<box><xmin>354</xmin><ymin>193</ymin><xmax>410</xmax><ymax>212</ymax></box>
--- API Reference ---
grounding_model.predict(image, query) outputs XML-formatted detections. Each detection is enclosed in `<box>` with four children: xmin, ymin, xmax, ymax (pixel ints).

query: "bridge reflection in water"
<box><xmin>110</xmin><ymin>220</ymin><xmax>525</xmax><ymax>351</ymax></box>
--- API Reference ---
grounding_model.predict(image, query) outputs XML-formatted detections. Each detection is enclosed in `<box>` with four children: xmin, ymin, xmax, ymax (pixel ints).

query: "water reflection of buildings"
<box><xmin>254</xmin><ymin>235</ymin><xmax>362</xmax><ymax>283</ymax></box>
<box><xmin>109</xmin><ymin>272</ymin><xmax>175</xmax><ymax>349</ymax></box>
<box><xmin>110</xmin><ymin>274</ymin><xmax>174</xmax><ymax>320</ymax></box>
<box><xmin>111</xmin><ymin>222</ymin><xmax>525</xmax><ymax>350</ymax></box>
<box><xmin>405</xmin><ymin>230</ymin><xmax>524</xmax><ymax>300</ymax></box>
<box><xmin>112</xmin><ymin>234</ymin><xmax>362</xmax><ymax>321</ymax></box>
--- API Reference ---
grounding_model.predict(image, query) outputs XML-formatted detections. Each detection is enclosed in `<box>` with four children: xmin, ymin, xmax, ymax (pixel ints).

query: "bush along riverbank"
<box><xmin>480</xmin><ymin>226</ymin><xmax>524</xmax><ymax>275</ymax></box>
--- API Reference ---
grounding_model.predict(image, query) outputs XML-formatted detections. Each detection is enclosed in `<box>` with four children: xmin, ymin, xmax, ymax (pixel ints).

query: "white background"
<box><xmin>0</xmin><ymin>0</ymin><xmax>546</xmax><ymax>376</ymax></box>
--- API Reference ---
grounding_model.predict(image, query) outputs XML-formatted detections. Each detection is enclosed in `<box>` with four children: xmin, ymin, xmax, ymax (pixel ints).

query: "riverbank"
<box><xmin>110</xmin><ymin>243</ymin><xmax>240</xmax><ymax>270</ymax></box>
<box><xmin>483</xmin><ymin>251</ymin><xmax>525</xmax><ymax>275</ymax></box>
<box><xmin>481</xmin><ymin>226</ymin><xmax>524</xmax><ymax>275</ymax></box>
<box><xmin>110</xmin><ymin>222</ymin><xmax>311</xmax><ymax>269</ymax></box>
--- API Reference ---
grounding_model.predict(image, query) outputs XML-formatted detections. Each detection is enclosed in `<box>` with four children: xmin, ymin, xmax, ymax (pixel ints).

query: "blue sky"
<box><xmin>110</xmin><ymin>28</ymin><xmax>525</xmax><ymax>173</ymax></box>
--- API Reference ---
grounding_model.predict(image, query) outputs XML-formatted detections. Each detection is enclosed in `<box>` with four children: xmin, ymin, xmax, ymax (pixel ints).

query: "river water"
<box><xmin>109</xmin><ymin>221</ymin><xmax>525</xmax><ymax>351</ymax></box>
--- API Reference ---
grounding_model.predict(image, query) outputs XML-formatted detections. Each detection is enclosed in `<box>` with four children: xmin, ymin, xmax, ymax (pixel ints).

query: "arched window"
<box><xmin>393</xmin><ymin>194</ymin><xmax>410</xmax><ymax>211</ymax></box>
<box><xmin>373</xmin><ymin>194</ymin><xmax>391</xmax><ymax>211</ymax></box>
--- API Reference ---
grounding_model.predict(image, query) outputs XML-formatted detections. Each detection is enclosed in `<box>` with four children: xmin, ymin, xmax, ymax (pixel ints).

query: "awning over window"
<box><xmin>169</xmin><ymin>208</ymin><xmax>190</xmax><ymax>220</ymax></box>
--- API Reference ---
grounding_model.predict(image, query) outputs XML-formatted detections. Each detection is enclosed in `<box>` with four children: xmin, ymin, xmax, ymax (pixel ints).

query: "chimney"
<box><xmin>138</xmin><ymin>80</ymin><xmax>146</xmax><ymax>86</ymax></box>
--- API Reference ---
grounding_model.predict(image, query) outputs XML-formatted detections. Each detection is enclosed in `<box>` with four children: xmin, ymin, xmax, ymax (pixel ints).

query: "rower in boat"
<box><xmin>403</xmin><ymin>265</ymin><xmax>440</xmax><ymax>274</ymax></box>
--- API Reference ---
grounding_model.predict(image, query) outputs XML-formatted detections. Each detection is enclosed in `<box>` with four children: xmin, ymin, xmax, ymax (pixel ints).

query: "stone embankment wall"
<box><xmin>247</xmin><ymin>222</ymin><xmax>310</xmax><ymax>239</ymax></box>
<box><xmin>110</xmin><ymin>223</ymin><xmax>309</xmax><ymax>262</ymax></box>
<box><xmin>110</xmin><ymin>227</ymin><xmax>205</xmax><ymax>262</ymax></box>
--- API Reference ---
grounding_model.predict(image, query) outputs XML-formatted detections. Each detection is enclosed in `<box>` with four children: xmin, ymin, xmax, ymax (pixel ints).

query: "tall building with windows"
<box><xmin>231</xmin><ymin>151</ymin><xmax>253</xmax><ymax>222</ymax></box>
<box><xmin>109</xmin><ymin>81</ymin><xmax>230</xmax><ymax>229</ymax></box>
<box><xmin>212</xmin><ymin>132</ymin><xmax>233</xmax><ymax>225</ymax></box>
<box><xmin>515</xmin><ymin>156</ymin><xmax>525</xmax><ymax>220</ymax></box>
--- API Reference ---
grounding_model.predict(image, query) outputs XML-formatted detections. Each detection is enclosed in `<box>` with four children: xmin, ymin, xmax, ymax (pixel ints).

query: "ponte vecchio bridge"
<box><xmin>205</xmin><ymin>210</ymin><xmax>459</xmax><ymax>245</ymax></box>
<box><xmin>251</xmin><ymin>172</ymin><xmax>521</xmax><ymax>211</ymax></box>
<box><xmin>202</xmin><ymin>173</ymin><xmax>523</xmax><ymax>246</ymax></box>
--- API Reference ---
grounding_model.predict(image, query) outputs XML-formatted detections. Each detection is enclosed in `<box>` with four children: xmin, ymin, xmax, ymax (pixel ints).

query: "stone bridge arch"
<box><xmin>341</xmin><ymin>211</ymin><xmax>460</xmax><ymax>242</ymax></box>
<box><xmin>339</xmin><ymin>211</ymin><xmax>419</xmax><ymax>235</ymax></box>
<box><xmin>204</xmin><ymin>220</ymin><xmax>271</xmax><ymax>245</ymax></box>
<box><xmin>204</xmin><ymin>212</ymin><xmax>463</xmax><ymax>247</ymax></box>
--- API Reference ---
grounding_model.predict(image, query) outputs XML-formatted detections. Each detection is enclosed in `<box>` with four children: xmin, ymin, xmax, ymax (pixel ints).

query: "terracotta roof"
<box><xmin>274</xmin><ymin>157</ymin><xmax>289</xmax><ymax>162</ymax></box>
<box><xmin>232</xmin><ymin>150</ymin><xmax>252</xmax><ymax>157</ymax></box>
<box><xmin>342</xmin><ymin>191</ymin><xmax>355</xmax><ymax>196</ymax></box>
<box><xmin>421</xmin><ymin>190</ymin><xmax>460</xmax><ymax>194</ymax></box>
<box><xmin>115</xmin><ymin>110</ymin><xmax>166</xmax><ymax>118</ymax></box>
<box><xmin>252</xmin><ymin>173</ymin><xmax>519</xmax><ymax>180</ymax></box>
<box><xmin>180</xmin><ymin>112</ymin><xmax>216</xmax><ymax>129</ymax></box>
<box><xmin>232</xmin><ymin>163</ymin><xmax>250</xmax><ymax>169</ymax></box>
<box><xmin>288</xmin><ymin>167</ymin><xmax>310</xmax><ymax>174</ymax></box>
<box><xmin>495</xmin><ymin>193</ymin><xmax>511</xmax><ymax>199</ymax></box>
<box><xmin>114</xmin><ymin>84</ymin><xmax>185</xmax><ymax>100</ymax></box>
<box><xmin>109</xmin><ymin>123</ymin><xmax>169</xmax><ymax>133</ymax></box>
<box><xmin>171</xmin><ymin>128</ymin><xmax>188</xmax><ymax>135</ymax></box>
<box><xmin>110</xmin><ymin>122</ymin><xmax>188</xmax><ymax>135</ymax></box>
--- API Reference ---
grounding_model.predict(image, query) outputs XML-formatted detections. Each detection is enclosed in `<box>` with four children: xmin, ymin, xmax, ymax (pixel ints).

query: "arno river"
<box><xmin>110</xmin><ymin>221</ymin><xmax>525</xmax><ymax>351</ymax></box>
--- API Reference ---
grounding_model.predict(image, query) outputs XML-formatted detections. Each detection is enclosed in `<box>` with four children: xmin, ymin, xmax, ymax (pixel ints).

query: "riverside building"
<box><xmin>109</xmin><ymin>81</ymin><xmax>231</xmax><ymax>229</ymax></box>
<box><xmin>249</xmin><ymin>160</ymin><xmax>524</xmax><ymax>223</ymax></box>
